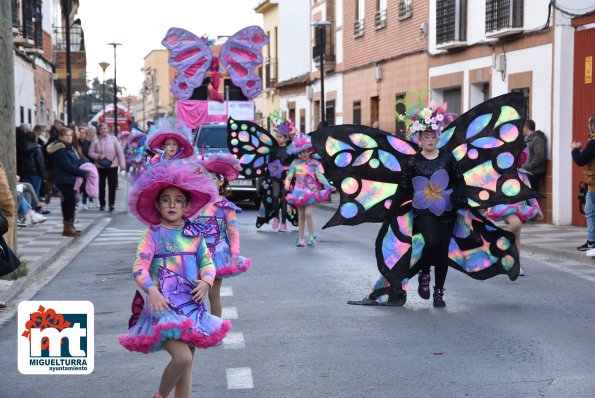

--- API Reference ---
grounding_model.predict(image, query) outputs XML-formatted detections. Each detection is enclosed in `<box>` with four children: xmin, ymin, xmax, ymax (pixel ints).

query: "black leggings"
<box><xmin>98</xmin><ymin>167</ymin><xmax>118</xmax><ymax>207</ymax></box>
<box><xmin>414</xmin><ymin>215</ymin><xmax>454</xmax><ymax>289</ymax></box>
<box><xmin>271</xmin><ymin>179</ymin><xmax>287</xmax><ymax>223</ymax></box>
<box><xmin>58</xmin><ymin>184</ymin><xmax>76</xmax><ymax>222</ymax></box>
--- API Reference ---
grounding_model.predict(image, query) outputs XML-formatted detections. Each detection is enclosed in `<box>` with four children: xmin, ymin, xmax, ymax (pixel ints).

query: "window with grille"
<box><xmin>375</xmin><ymin>0</ymin><xmax>387</xmax><ymax>29</ymax></box>
<box><xmin>436</xmin><ymin>0</ymin><xmax>466</xmax><ymax>45</ymax></box>
<box><xmin>353</xmin><ymin>101</ymin><xmax>361</xmax><ymax>125</ymax></box>
<box><xmin>354</xmin><ymin>0</ymin><xmax>365</xmax><ymax>37</ymax></box>
<box><xmin>398</xmin><ymin>0</ymin><xmax>412</xmax><ymax>21</ymax></box>
<box><xmin>485</xmin><ymin>0</ymin><xmax>523</xmax><ymax>33</ymax></box>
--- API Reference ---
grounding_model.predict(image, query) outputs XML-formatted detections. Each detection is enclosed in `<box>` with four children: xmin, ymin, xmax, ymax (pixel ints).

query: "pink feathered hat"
<box><xmin>145</xmin><ymin>118</ymin><xmax>194</xmax><ymax>158</ymax></box>
<box><xmin>118</xmin><ymin>130</ymin><xmax>131</xmax><ymax>139</ymax></box>
<box><xmin>286</xmin><ymin>132</ymin><xmax>312</xmax><ymax>155</ymax></box>
<box><xmin>128</xmin><ymin>161</ymin><xmax>217</xmax><ymax>225</ymax></box>
<box><xmin>202</xmin><ymin>152</ymin><xmax>241</xmax><ymax>181</ymax></box>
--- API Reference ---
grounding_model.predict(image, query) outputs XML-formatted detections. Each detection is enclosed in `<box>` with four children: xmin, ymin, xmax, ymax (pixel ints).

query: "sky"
<box><xmin>77</xmin><ymin>0</ymin><xmax>263</xmax><ymax>96</ymax></box>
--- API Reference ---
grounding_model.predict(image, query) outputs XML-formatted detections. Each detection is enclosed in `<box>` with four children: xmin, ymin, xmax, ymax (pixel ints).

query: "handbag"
<box><xmin>97</xmin><ymin>158</ymin><xmax>112</xmax><ymax>168</ymax></box>
<box><xmin>0</xmin><ymin>209</ymin><xmax>20</xmax><ymax>277</ymax></box>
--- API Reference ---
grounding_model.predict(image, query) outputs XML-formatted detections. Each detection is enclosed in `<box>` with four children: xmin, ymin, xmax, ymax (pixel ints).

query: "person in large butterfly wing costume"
<box><xmin>226</xmin><ymin>118</ymin><xmax>299</xmax><ymax>228</ymax></box>
<box><xmin>311</xmin><ymin>93</ymin><xmax>537</xmax><ymax>306</ymax></box>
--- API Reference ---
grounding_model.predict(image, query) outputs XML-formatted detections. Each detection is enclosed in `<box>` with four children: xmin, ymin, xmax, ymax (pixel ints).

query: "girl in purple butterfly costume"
<box><xmin>195</xmin><ymin>153</ymin><xmax>251</xmax><ymax>318</ymax></box>
<box><xmin>119</xmin><ymin>161</ymin><xmax>231</xmax><ymax>398</ymax></box>
<box><xmin>284</xmin><ymin>133</ymin><xmax>336</xmax><ymax>247</ymax></box>
<box><xmin>484</xmin><ymin>148</ymin><xmax>543</xmax><ymax>258</ymax></box>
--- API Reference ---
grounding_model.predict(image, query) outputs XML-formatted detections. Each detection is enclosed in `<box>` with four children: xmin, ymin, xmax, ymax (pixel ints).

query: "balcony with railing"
<box><xmin>375</xmin><ymin>9</ymin><xmax>387</xmax><ymax>30</ymax></box>
<box><xmin>436</xmin><ymin>0</ymin><xmax>467</xmax><ymax>50</ymax></box>
<box><xmin>313</xmin><ymin>23</ymin><xmax>336</xmax><ymax>72</ymax></box>
<box><xmin>265</xmin><ymin>58</ymin><xmax>278</xmax><ymax>89</ymax></box>
<box><xmin>53</xmin><ymin>25</ymin><xmax>87</xmax><ymax>91</ymax></box>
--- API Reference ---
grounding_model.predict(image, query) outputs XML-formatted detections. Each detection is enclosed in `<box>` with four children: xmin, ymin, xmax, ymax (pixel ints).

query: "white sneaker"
<box><xmin>30</xmin><ymin>211</ymin><xmax>47</xmax><ymax>224</ymax></box>
<box><xmin>82</xmin><ymin>204</ymin><xmax>89</xmax><ymax>210</ymax></box>
<box><xmin>24</xmin><ymin>212</ymin><xmax>34</xmax><ymax>226</ymax></box>
<box><xmin>586</xmin><ymin>248</ymin><xmax>595</xmax><ymax>257</ymax></box>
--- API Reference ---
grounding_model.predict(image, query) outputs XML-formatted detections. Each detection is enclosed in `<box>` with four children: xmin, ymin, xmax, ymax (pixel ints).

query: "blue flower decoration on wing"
<box><xmin>268</xmin><ymin>159</ymin><xmax>283</xmax><ymax>179</ymax></box>
<box><xmin>412</xmin><ymin>169</ymin><xmax>453</xmax><ymax>216</ymax></box>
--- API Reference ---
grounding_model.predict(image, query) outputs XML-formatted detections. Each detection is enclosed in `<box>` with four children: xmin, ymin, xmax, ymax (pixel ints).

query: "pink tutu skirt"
<box><xmin>119</xmin><ymin>295</ymin><xmax>231</xmax><ymax>353</ymax></box>
<box><xmin>286</xmin><ymin>187</ymin><xmax>331</xmax><ymax>207</ymax></box>
<box><xmin>484</xmin><ymin>200</ymin><xmax>539</xmax><ymax>223</ymax></box>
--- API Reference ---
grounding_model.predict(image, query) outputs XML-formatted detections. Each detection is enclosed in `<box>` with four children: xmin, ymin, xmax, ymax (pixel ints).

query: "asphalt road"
<box><xmin>1</xmin><ymin>206</ymin><xmax>595</xmax><ymax>397</ymax></box>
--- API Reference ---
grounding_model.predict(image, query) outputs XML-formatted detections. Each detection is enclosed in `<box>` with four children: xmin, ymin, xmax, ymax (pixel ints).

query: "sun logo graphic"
<box><xmin>18</xmin><ymin>301</ymin><xmax>94</xmax><ymax>375</ymax></box>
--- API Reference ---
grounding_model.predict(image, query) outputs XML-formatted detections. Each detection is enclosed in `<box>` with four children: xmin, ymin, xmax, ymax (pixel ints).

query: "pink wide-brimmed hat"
<box><xmin>286</xmin><ymin>132</ymin><xmax>312</xmax><ymax>155</ymax></box>
<box><xmin>202</xmin><ymin>152</ymin><xmax>241</xmax><ymax>181</ymax></box>
<box><xmin>145</xmin><ymin>118</ymin><xmax>194</xmax><ymax>158</ymax></box>
<box><xmin>118</xmin><ymin>130</ymin><xmax>131</xmax><ymax>139</ymax></box>
<box><xmin>128</xmin><ymin>161</ymin><xmax>217</xmax><ymax>225</ymax></box>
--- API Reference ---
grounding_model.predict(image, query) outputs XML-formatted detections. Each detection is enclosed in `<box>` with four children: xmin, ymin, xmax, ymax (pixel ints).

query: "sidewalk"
<box><xmin>317</xmin><ymin>194</ymin><xmax>595</xmax><ymax>266</ymax></box>
<box><xmin>0</xmin><ymin>179</ymin><xmax>129</xmax><ymax>306</ymax></box>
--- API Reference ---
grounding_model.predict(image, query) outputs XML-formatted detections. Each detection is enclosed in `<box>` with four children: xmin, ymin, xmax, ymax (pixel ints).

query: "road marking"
<box><xmin>222</xmin><ymin>332</ymin><xmax>245</xmax><ymax>349</ymax></box>
<box><xmin>220</xmin><ymin>286</ymin><xmax>234</xmax><ymax>297</ymax></box>
<box><xmin>226</xmin><ymin>367</ymin><xmax>254</xmax><ymax>389</ymax></box>
<box><xmin>222</xmin><ymin>307</ymin><xmax>238</xmax><ymax>319</ymax></box>
<box><xmin>530</xmin><ymin>255</ymin><xmax>595</xmax><ymax>283</ymax></box>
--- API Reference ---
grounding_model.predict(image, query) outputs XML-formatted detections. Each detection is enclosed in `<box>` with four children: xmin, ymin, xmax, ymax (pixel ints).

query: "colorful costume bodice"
<box><xmin>132</xmin><ymin>224</ymin><xmax>216</xmax><ymax>291</ymax></box>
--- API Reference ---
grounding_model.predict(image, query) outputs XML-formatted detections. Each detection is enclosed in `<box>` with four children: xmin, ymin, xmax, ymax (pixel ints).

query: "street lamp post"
<box><xmin>107</xmin><ymin>43</ymin><xmax>121</xmax><ymax>134</ymax></box>
<box><xmin>99</xmin><ymin>62</ymin><xmax>110</xmax><ymax>121</ymax></box>
<box><xmin>312</xmin><ymin>20</ymin><xmax>331</xmax><ymax>127</ymax></box>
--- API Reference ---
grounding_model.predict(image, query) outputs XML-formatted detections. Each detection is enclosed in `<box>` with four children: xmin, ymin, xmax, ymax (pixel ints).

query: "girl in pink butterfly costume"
<box><xmin>195</xmin><ymin>153</ymin><xmax>251</xmax><ymax>318</ymax></box>
<box><xmin>284</xmin><ymin>133</ymin><xmax>336</xmax><ymax>247</ymax></box>
<box><xmin>119</xmin><ymin>161</ymin><xmax>231</xmax><ymax>398</ymax></box>
<box><xmin>145</xmin><ymin>118</ymin><xmax>195</xmax><ymax>162</ymax></box>
<box><xmin>484</xmin><ymin>148</ymin><xmax>543</xmax><ymax>255</ymax></box>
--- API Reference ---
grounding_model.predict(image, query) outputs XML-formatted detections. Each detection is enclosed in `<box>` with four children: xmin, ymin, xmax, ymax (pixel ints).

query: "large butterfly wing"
<box><xmin>227</xmin><ymin>118</ymin><xmax>275</xmax><ymax>178</ymax></box>
<box><xmin>311</xmin><ymin>125</ymin><xmax>417</xmax><ymax>227</ymax></box>
<box><xmin>255</xmin><ymin>178</ymin><xmax>299</xmax><ymax>228</ymax></box>
<box><xmin>220</xmin><ymin>26</ymin><xmax>269</xmax><ymax>99</ymax></box>
<box><xmin>162</xmin><ymin>27</ymin><xmax>213</xmax><ymax>100</ymax></box>
<box><xmin>448</xmin><ymin>208</ymin><xmax>520</xmax><ymax>280</ymax></box>
<box><xmin>437</xmin><ymin>92</ymin><xmax>535</xmax><ymax>209</ymax></box>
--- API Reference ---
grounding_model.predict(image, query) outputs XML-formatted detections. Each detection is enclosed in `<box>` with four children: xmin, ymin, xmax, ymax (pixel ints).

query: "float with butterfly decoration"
<box><xmin>310</xmin><ymin>92</ymin><xmax>539</xmax><ymax>305</ymax></box>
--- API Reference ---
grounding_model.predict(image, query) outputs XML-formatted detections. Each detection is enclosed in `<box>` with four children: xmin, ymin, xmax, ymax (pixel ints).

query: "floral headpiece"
<box><xmin>269</xmin><ymin>109</ymin><xmax>293</xmax><ymax>138</ymax></box>
<box><xmin>395</xmin><ymin>91</ymin><xmax>457</xmax><ymax>143</ymax></box>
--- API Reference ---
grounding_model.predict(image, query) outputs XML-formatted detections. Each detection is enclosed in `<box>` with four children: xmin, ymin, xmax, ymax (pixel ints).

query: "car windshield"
<box><xmin>195</xmin><ymin>125</ymin><xmax>228</xmax><ymax>149</ymax></box>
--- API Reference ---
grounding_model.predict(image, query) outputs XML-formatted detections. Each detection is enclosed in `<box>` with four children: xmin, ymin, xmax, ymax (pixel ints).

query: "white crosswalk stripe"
<box><xmin>226</xmin><ymin>367</ymin><xmax>254</xmax><ymax>389</ymax></box>
<box><xmin>222</xmin><ymin>307</ymin><xmax>238</xmax><ymax>320</ymax></box>
<box><xmin>89</xmin><ymin>227</ymin><xmax>144</xmax><ymax>246</ymax></box>
<box><xmin>220</xmin><ymin>286</ymin><xmax>234</xmax><ymax>297</ymax></box>
<box><xmin>222</xmin><ymin>332</ymin><xmax>245</xmax><ymax>349</ymax></box>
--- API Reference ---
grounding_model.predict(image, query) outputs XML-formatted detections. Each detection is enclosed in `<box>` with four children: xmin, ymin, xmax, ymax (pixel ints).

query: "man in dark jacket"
<box><xmin>571</xmin><ymin>115</ymin><xmax>595</xmax><ymax>252</ymax></box>
<box><xmin>523</xmin><ymin>119</ymin><xmax>547</xmax><ymax>191</ymax></box>
<box><xmin>16</xmin><ymin>124</ymin><xmax>31</xmax><ymax>178</ymax></box>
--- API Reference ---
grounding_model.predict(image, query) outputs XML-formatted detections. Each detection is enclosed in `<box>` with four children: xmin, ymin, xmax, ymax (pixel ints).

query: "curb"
<box><xmin>0</xmin><ymin>209</ymin><xmax>125</xmax><ymax>307</ymax></box>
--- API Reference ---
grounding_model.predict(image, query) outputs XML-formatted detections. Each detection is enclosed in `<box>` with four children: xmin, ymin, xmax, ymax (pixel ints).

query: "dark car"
<box><xmin>194</xmin><ymin>123</ymin><xmax>260</xmax><ymax>205</ymax></box>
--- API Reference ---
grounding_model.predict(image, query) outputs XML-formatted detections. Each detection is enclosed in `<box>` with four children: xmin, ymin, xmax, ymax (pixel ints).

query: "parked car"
<box><xmin>194</xmin><ymin>123</ymin><xmax>260</xmax><ymax>206</ymax></box>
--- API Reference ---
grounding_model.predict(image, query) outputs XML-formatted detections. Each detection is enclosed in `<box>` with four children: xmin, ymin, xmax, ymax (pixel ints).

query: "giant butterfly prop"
<box><xmin>226</xmin><ymin>118</ymin><xmax>299</xmax><ymax>228</ymax></box>
<box><xmin>309</xmin><ymin>93</ymin><xmax>536</xmax><ymax>303</ymax></box>
<box><xmin>162</xmin><ymin>26</ymin><xmax>269</xmax><ymax>101</ymax></box>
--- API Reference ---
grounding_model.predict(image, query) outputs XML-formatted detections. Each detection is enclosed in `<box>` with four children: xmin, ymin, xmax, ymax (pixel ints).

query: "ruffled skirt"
<box><xmin>119</xmin><ymin>295</ymin><xmax>231</xmax><ymax>354</ymax></box>
<box><xmin>484</xmin><ymin>201</ymin><xmax>539</xmax><ymax>223</ymax></box>
<box><xmin>212</xmin><ymin>240</ymin><xmax>251</xmax><ymax>278</ymax></box>
<box><xmin>286</xmin><ymin>187</ymin><xmax>331</xmax><ymax>207</ymax></box>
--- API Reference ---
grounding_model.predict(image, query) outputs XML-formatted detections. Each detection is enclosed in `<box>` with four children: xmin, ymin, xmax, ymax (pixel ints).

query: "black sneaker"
<box><xmin>577</xmin><ymin>241</ymin><xmax>595</xmax><ymax>251</ymax></box>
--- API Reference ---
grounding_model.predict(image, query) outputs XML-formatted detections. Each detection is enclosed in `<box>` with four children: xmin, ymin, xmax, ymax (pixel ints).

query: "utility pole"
<box><xmin>0</xmin><ymin>0</ymin><xmax>17</xmax><ymax>247</ymax></box>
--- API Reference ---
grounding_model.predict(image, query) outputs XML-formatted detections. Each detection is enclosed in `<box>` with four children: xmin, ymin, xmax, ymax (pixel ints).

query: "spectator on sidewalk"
<box><xmin>81</xmin><ymin>126</ymin><xmax>97</xmax><ymax>209</ymax></box>
<box><xmin>523</xmin><ymin>119</ymin><xmax>547</xmax><ymax>191</ymax></box>
<box><xmin>47</xmin><ymin>127</ymin><xmax>87</xmax><ymax>237</ymax></box>
<box><xmin>16</xmin><ymin>191</ymin><xmax>47</xmax><ymax>227</ymax></box>
<box><xmin>88</xmin><ymin>123</ymin><xmax>125</xmax><ymax>212</ymax></box>
<box><xmin>42</xmin><ymin>118</ymin><xmax>65</xmax><ymax>204</ymax></box>
<box><xmin>17</xmin><ymin>177</ymin><xmax>50</xmax><ymax>215</ymax></box>
<box><xmin>22</xmin><ymin>131</ymin><xmax>47</xmax><ymax>197</ymax></box>
<box><xmin>16</xmin><ymin>123</ymin><xmax>31</xmax><ymax>179</ymax></box>
<box><xmin>33</xmin><ymin>124</ymin><xmax>49</xmax><ymax>145</ymax></box>
<box><xmin>571</xmin><ymin>115</ymin><xmax>595</xmax><ymax>252</ymax></box>
<box><xmin>0</xmin><ymin>161</ymin><xmax>15</xmax><ymax>249</ymax></box>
